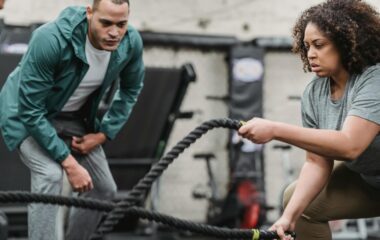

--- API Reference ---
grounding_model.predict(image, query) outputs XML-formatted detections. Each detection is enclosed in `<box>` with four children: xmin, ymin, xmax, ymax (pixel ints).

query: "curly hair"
<box><xmin>292</xmin><ymin>0</ymin><xmax>380</xmax><ymax>74</ymax></box>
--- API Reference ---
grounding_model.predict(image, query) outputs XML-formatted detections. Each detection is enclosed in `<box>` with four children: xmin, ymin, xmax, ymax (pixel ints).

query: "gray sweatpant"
<box><xmin>283</xmin><ymin>161</ymin><xmax>380</xmax><ymax>240</ymax></box>
<box><xmin>18</xmin><ymin>117</ymin><xmax>117</xmax><ymax>240</ymax></box>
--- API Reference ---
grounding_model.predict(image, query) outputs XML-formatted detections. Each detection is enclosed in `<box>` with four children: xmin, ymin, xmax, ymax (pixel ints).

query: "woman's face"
<box><xmin>303</xmin><ymin>22</ymin><xmax>345</xmax><ymax>78</ymax></box>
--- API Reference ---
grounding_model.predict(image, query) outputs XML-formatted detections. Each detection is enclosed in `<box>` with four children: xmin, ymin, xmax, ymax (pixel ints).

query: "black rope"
<box><xmin>0</xmin><ymin>191</ymin><xmax>296</xmax><ymax>239</ymax></box>
<box><xmin>92</xmin><ymin>118</ymin><xmax>243</xmax><ymax>239</ymax></box>
<box><xmin>0</xmin><ymin>118</ymin><xmax>296</xmax><ymax>240</ymax></box>
<box><xmin>0</xmin><ymin>191</ymin><xmax>115</xmax><ymax>211</ymax></box>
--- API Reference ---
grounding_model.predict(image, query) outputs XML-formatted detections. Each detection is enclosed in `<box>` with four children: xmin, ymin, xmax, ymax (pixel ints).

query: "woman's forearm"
<box><xmin>283</xmin><ymin>157</ymin><xmax>333</xmax><ymax>221</ymax></box>
<box><xmin>239</xmin><ymin>116</ymin><xmax>380</xmax><ymax>161</ymax></box>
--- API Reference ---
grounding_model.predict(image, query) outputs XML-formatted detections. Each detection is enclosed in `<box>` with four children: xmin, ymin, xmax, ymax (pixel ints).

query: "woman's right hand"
<box><xmin>269</xmin><ymin>215</ymin><xmax>296</xmax><ymax>240</ymax></box>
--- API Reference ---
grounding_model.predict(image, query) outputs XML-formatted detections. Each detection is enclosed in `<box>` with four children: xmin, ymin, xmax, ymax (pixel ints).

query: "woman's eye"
<box><xmin>314</xmin><ymin>43</ymin><xmax>325</xmax><ymax>49</ymax></box>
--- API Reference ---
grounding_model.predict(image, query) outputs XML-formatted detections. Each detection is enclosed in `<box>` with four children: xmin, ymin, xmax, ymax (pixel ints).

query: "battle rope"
<box><xmin>0</xmin><ymin>191</ymin><xmax>293</xmax><ymax>239</ymax></box>
<box><xmin>0</xmin><ymin>118</ymin><xmax>296</xmax><ymax>240</ymax></box>
<box><xmin>92</xmin><ymin>118</ymin><xmax>243</xmax><ymax>239</ymax></box>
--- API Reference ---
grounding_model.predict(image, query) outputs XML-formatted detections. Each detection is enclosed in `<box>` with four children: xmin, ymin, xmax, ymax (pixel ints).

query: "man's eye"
<box><xmin>117</xmin><ymin>23</ymin><xmax>127</xmax><ymax>28</ymax></box>
<box><xmin>101</xmin><ymin>22</ymin><xmax>112</xmax><ymax>27</ymax></box>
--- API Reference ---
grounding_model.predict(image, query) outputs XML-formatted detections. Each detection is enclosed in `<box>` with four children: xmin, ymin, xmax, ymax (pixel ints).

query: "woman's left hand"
<box><xmin>269</xmin><ymin>215</ymin><xmax>296</xmax><ymax>240</ymax></box>
<box><xmin>238</xmin><ymin>117</ymin><xmax>277</xmax><ymax>144</ymax></box>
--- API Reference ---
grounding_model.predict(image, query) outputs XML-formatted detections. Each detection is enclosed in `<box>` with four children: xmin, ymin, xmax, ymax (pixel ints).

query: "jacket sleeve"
<box><xmin>18</xmin><ymin>30</ymin><xmax>70</xmax><ymax>163</ymax></box>
<box><xmin>99</xmin><ymin>32</ymin><xmax>145</xmax><ymax>140</ymax></box>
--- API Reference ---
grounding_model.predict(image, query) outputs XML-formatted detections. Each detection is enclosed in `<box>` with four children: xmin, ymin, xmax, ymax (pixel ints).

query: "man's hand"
<box><xmin>61</xmin><ymin>154</ymin><xmax>93</xmax><ymax>192</ymax></box>
<box><xmin>71</xmin><ymin>132</ymin><xmax>107</xmax><ymax>155</ymax></box>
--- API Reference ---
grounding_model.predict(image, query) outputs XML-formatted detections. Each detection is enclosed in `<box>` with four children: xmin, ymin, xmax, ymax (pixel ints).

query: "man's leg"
<box><xmin>18</xmin><ymin>136</ymin><xmax>65</xmax><ymax>240</ymax></box>
<box><xmin>66</xmin><ymin>146</ymin><xmax>117</xmax><ymax>240</ymax></box>
<box><xmin>283</xmin><ymin>162</ymin><xmax>380</xmax><ymax>240</ymax></box>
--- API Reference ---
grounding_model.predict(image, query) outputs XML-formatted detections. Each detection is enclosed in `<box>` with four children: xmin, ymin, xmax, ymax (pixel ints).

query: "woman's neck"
<box><xmin>330</xmin><ymin>70</ymin><xmax>350</xmax><ymax>101</ymax></box>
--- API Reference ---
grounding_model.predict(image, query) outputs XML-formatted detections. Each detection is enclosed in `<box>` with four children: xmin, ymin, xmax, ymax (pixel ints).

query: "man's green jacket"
<box><xmin>0</xmin><ymin>6</ymin><xmax>145</xmax><ymax>162</ymax></box>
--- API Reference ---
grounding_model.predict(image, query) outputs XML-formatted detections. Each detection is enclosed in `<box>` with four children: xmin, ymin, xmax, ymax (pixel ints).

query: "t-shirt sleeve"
<box><xmin>301</xmin><ymin>81</ymin><xmax>319</xmax><ymax>129</ymax></box>
<box><xmin>348</xmin><ymin>65</ymin><xmax>380</xmax><ymax>125</ymax></box>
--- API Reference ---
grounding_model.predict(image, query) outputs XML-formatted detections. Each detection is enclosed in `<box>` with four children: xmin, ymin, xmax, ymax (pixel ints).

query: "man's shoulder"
<box><xmin>126</xmin><ymin>25</ymin><xmax>143</xmax><ymax>49</ymax></box>
<box><xmin>58</xmin><ymin>6</ymin><xmax>86</xmax><ymax>20</ymax></box>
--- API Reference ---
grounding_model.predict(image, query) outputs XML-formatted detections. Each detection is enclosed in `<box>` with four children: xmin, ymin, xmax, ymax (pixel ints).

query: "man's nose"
<box><xmin>108</xmin><ymin>27</ymin><xmax>119</xmax><ymax>38</ymax></box>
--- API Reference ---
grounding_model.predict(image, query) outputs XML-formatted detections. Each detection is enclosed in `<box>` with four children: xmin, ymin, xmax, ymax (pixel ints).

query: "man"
<box><xmin>0</xmin><ymin>0</ymin><xmax>144</xmax><ymax>239</ymax></box>
<box><xmin>0</xmin><ymin>0</ymin><xmax>4</xmax><ymax>9</ymax></box>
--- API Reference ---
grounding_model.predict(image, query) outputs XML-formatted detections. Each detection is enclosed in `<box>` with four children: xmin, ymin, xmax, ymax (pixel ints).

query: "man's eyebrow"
<box><xmin>99</xmin><ymin>18</ymin><xmax>128</xmax><ymax>24</ymax></box>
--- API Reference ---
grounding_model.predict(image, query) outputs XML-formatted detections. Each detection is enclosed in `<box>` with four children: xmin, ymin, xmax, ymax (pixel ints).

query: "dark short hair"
<box><xmin>293</xmin><ymin>0</ymin><xmax>380</xmax><ymax>74</ymax></box>
<box><xmin>93</xmin><ymin>0</ymin><xmax>130</xmax><ymax>11</ymax></box>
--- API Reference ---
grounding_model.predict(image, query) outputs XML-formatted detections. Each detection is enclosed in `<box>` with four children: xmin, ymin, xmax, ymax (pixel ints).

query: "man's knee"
<box><xmin>94</xmin><ymin>179</ymin><xmax>117</xmax><ymax>199</ymax></box>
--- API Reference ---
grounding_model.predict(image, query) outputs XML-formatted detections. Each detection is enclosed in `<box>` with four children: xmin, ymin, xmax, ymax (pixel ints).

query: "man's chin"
<box><xmin>100</xmin><ymin>44</ymin><xmax>119</xmax><ymax>52</ymax></box>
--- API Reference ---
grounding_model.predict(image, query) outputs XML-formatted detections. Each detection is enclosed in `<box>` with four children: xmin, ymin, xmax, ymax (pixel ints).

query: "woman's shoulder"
<box><xmin>355</xmin><ymin>64</ymin><xmax>380</xmax><ymax>86</ymax></box>
<box><xmin>360</xmin><ymin>63</ymin><xmax>380</xmax><ymax>78</ymax></box>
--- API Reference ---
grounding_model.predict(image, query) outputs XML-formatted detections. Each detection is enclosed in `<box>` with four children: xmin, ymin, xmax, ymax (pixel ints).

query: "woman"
<box><xmin>238</xmin><ymin>0</ymin><xmax>380</xmax><ymax>239</ymax></box>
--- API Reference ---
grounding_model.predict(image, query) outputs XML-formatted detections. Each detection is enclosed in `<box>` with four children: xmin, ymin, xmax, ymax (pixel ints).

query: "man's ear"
<box><xmin>86</xmin><ymin>5</ymin><xmax>93</xmax><ymax>21</ymax></box>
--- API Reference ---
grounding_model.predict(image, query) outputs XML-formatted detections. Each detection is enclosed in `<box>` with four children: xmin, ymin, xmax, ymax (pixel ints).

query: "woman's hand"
<box><xmin>269</xmin><ymin>215</ymin><xmax>296</xmax><ymax>240</ymax></box>
<box><xmin>238</xmin><ymin>117</ymin><xmax>277</xmax><ymax>144</ymax></box>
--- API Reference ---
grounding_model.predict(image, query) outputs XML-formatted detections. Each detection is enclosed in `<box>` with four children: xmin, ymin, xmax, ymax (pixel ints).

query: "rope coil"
<box><xmin>0</xmin><ymin>118</ymin><xmax>296</xmax><ymax>240</ymax></box>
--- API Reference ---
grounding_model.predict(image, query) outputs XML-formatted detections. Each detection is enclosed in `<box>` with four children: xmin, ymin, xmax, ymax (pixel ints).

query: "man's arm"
<box><xmin>18</xmin><ymin>29</ymin><xmax>70</xmax><ymax>163</ymax></box>
<box><xmin>99</xmin><ymin>32</ymin><xmax>145</xmax><ymax>140</ymax></box>
<box><xmin>18</xmin><ymin>29</ymin><xmax>93</xmax><ymax>192</ymax></box>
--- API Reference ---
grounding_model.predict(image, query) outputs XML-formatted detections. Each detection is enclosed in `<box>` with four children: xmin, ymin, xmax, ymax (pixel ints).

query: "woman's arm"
<box><xmin>239</xmin><ymin>115</ymin><xmax>380</xmax><ymax>161</ymax></box>
<box><xmin>283</xmin><ymin>152</ymin><xmax>333</xmax><ymax>221</ymax></box>
<box><xmin>270</xmin><ymin>152</ymin><xmax>333</xmax><ymax>239</ymax></box>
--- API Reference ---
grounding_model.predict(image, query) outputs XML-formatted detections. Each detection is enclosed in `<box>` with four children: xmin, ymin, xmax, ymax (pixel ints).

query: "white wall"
<box><xmin>2</xmin><ymin>0</ymin><xmax>379</xmax><ymax>39</ymax></box>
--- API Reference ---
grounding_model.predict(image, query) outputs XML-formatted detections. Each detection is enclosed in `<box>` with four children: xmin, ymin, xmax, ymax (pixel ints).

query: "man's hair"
<box><xmin>293</xmin><ymin>0</ymin><xmax>380</xmax><ymax>74</ymax></box>
<box><xmin>93</xmin><ymin>0</ymin><xmax>130</xmax><ymax>11</ymax></box>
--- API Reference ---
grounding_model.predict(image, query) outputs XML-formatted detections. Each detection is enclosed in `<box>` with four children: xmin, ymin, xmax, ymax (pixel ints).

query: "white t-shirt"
<box><xmin>62</xmin><ymin>36</ymin><xmax>111</xmax><ymax>111</ymax></box>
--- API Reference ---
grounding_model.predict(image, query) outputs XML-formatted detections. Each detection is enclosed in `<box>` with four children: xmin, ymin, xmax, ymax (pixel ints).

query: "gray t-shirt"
<box><xmin>301</xmin><ymin>64</ymin><xmax>380</xmax><ymax>189</ymax></box>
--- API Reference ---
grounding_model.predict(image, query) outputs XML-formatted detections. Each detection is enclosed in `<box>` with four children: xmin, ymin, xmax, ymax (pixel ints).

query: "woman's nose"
<box><xmin>307</xmin><ymin>47</ymin><xmax>317</xmax><ymax>59</ymax></box>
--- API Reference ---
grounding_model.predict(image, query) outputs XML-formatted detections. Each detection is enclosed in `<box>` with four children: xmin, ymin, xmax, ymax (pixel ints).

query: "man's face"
<box><xmin>86</xmin><ymin>0</ymin><xmax>129</xmax><ymax>51</ymax></box>
<box><xmin>0</xmin><ymin>0</ymin><xmax>5</xmax><ymax>10</ymax></box>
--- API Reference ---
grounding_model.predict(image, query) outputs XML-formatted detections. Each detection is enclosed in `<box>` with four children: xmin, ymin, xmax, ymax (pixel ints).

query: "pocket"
<box><xmin>52</xmin><ymin>118</ymin><xmax>86</xmax><ymax>148</ymax></box>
